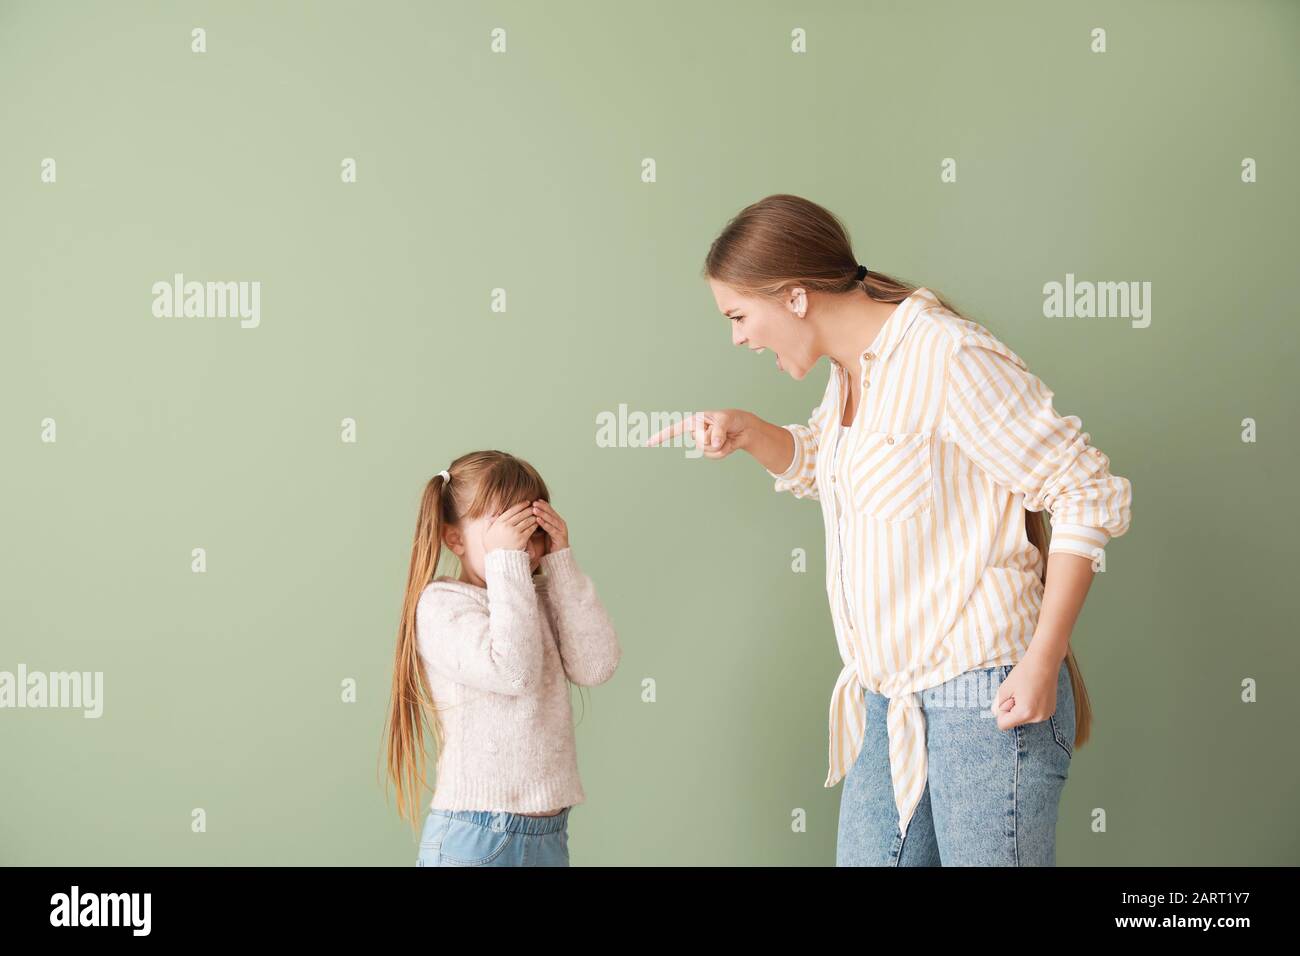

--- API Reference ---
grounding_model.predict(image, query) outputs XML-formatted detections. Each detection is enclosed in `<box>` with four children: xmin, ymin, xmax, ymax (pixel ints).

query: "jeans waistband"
<box><xmin>862</xmin><ymin>664</ymin><xmax>1014</xmax><ymax>704</ymax></box>
<box><xmin>430</xmin><ymin>806</ymin><xmax>571</xmax><ymax>834</ymax></box>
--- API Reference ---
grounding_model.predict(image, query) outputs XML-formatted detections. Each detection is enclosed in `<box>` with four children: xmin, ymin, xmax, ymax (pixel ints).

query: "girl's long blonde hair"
<box><xmin>383</xmin><ymin>450</ymin><xmax>586</xmax><ymax>830</ymax></box>
<box><xmin>702</xmin><ymin>192</ymin><xmax>1093</xmax><ymax>752</ymax></box>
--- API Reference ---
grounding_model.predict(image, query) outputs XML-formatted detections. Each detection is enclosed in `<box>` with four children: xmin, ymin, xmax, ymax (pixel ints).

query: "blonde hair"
<box><xmin>703</xmin><ymin>193</ymin><xmax>1093</xmax><ymax>752</ymax></box>
<box><xmin>382</xmin><ymin>450</ymin><xmax>588</xmax><ymax>829</ymax></box>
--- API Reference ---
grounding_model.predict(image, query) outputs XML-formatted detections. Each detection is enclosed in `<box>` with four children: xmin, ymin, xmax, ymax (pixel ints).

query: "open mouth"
<box><xmin>753</xmin><ymin>346</ymin><xmax>783</xmax><ymax>371</ymax></box>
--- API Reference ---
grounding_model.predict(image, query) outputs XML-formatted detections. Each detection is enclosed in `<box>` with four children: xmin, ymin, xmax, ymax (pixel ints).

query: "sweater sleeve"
<box><xmin>415</xmin><ymin>548</ymin><xmax>545</xmax><ymax>695</ymax></box>
<box><xmin>536</xmin><ymin>548</ymin><xmax>621</xmax><ymax>687</ymax></box>
<box><xmin>940</xmin><ymin>331</ymin><xmax>1133</xmax><ymax>563</ymax></box>
<box><xmin>765</xmin><ymin>400</ymin><xmax>826</xmax><ymax>500</ymax></box>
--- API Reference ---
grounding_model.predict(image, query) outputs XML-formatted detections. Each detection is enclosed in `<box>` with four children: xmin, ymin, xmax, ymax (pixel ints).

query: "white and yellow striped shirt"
<box><xmin>767</xmin><ymin>287</ymin><xmax>1132</xmax><ymax>840</ymax></box>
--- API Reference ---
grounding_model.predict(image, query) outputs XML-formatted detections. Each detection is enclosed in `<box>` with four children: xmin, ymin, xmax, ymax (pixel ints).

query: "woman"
<box><xmin>647</xmin><ymin>194</ymin><xmax>1132</xmax><ymax>865</ymax></box>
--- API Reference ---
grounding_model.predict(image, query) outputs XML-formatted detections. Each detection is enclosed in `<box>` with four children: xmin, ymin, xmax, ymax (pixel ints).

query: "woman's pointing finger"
<box><xmin>646</xmin><ymin>412</ymin><xmax>703</xmax><ymax>447</ymax></box>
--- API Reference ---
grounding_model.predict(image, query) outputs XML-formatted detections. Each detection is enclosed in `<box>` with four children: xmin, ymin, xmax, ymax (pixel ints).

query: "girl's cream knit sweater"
<box><xmin>416</xmin><ymin>546</ymin><xmax>621</xmax><ymax>814</ymax></box>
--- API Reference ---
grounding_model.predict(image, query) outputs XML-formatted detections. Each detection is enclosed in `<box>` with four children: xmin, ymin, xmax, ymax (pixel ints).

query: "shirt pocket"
<box><xmin>847</xmin><ymin>430</ymin><xmax>935</xmax><ymax>522</ymax></box>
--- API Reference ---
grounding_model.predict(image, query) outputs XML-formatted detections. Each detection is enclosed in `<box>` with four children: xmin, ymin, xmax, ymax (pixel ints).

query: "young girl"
<box><xmin>648</xmin><ymin>193</ymin><xmax>1133</xmax><ymax>865</ymax></box>
<box><xmin>385</xmin><ymin>450</ymin><xmax>621</xmax><ymax>866</ymax></box>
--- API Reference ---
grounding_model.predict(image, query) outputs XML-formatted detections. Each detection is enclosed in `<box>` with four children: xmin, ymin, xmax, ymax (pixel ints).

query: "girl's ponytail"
<box><xmin>383</xmin><ymin>471</ymin><xmax>451</xmax><ymax>830</ymax></box>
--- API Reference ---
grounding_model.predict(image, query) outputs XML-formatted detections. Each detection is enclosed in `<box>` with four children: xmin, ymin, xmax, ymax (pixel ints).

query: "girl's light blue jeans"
<box><xmin>416</xmin><ymin>807</ymin><xmax>571</xmax><ymax>867</ymax></box>
<box><xmin>837</xmin><ymin>659</ymin><xmax>1075</xmax><ymax>866</ymax></box>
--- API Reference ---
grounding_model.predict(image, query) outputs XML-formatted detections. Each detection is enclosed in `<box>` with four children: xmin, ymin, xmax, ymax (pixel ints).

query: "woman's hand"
<box><xmin>991</xmin><ymin>649</ymin><xmax>1062</xmax><ymax>731</ymax></box>
<box><xmin>531</xmin><ymin>499</ymin><xmax>569</xmax><ymax>553</ymax></box>
<box><xmin>645</xmin><ymin>409</ymin><xmax>754</xmax><ymax>459</ymax></box>
<box><xmin>482</xmin><ymin>501</ymin><xmax>540</xmax><ymax>554</ymax></box>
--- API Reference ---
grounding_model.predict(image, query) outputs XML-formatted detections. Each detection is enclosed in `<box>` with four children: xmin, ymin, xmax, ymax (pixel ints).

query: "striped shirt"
<box><xmin>765</xmin><ymin>287</ymin><xmax>1133</xmax><ymax>840</ymax></box>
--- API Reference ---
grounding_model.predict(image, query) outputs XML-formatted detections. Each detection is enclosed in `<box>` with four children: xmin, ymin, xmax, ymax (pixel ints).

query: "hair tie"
<box><xmin>437</xmin><ymin>469</ymin><xmax>450</xmax><ymax>483</ymax></box>
<box><xmin>854</xmin><ymin>264</ymin><xmax>868</xmax><ymax>282</ymax></box>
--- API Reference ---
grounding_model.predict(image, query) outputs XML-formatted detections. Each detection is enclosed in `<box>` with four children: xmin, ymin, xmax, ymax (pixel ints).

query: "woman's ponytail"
<box><xmin>1025</xmin><ymin>509</ymin><xmax>1093</xmax><ymax>752</ymax></box>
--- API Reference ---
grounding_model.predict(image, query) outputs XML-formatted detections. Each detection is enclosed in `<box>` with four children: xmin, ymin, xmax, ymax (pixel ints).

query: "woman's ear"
<box><xmin>788</xmin><ymin>286</ymin><xmax>808</xmax><ymax>318</ymax></box>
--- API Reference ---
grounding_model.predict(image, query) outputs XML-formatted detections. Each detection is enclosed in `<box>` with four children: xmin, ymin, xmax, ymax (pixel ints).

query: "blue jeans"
<box><xmin>837</xmin><ymin>660</ymin><xmax>1074</xmax><ymax>866</ymax></box>
<box><xmin>416</xmin><ymin>807</ymin><xmax>571</xmax><ymax>867</ymax></box>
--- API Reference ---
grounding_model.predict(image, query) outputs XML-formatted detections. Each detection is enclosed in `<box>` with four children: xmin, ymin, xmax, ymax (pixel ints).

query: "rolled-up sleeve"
<box><xmin>940</xmin><ymin>332</ymin><xmax>1132</xmax><ymax>563</ymax></box>
<box><xmin>766</xmin><ymin>402</ymin><xmax>825</xmax><ymax>500</ymax></box>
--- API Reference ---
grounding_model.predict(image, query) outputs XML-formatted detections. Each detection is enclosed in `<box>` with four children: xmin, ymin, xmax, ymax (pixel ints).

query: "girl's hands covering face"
<box><xmin>531</xmin><ymin>499</ymin><xmax>569</xmax><ymax>554</ymax></box>
<box><xmin>482</xmin><ymin>502</ymin><xmax>540</xmax><ymax>554</ymax></box>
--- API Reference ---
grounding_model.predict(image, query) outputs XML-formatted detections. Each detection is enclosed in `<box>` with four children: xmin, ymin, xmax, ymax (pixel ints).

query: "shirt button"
<box><xmin>830</xmin><ymin>475</ymin><xmax>837</xmax><ymax>482</ymax></box>
<box><xmin>886</xmin><ymin>435</ymin><xmax>894</xmax><ymax>444</ymax></box>
<box><xmin>864</xmin><ymin>352</ymin><xmax>874</xmax><ymax>361</ymax></box>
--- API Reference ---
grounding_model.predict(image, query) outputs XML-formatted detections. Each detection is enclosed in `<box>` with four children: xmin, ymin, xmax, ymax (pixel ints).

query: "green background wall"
<box><xmin>2</xmin><ymin>0</ymin><xmax>1296</xmax><ymax>865</ymax></box>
